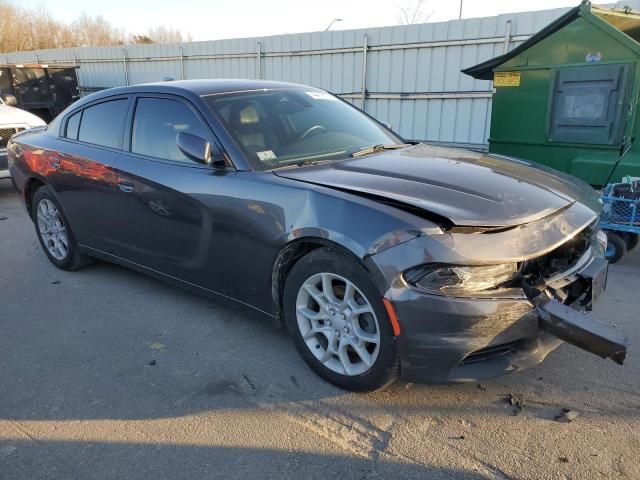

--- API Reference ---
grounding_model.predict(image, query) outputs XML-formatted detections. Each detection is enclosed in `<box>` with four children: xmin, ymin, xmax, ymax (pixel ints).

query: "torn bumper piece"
<box><xmin>537</xmin><ymin>296</ymin><xmax>628</xmax><ymax>365</ymax></box>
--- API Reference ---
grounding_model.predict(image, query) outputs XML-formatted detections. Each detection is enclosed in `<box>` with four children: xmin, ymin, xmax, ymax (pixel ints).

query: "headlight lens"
<box><xmin>404</xmin><ymin>263</ymin><xmax>519</xmax><ymax>296</ymax></box>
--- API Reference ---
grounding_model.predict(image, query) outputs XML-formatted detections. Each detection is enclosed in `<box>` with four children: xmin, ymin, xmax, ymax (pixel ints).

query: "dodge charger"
<box><xmin>7</xmin><ymin>80</ymin><xmax>626</xmax><ymax>391</ymax></box>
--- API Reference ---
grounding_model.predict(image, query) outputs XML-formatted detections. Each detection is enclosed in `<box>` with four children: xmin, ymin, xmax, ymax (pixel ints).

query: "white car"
<box><xmin>0</xmin><ymin>95</ymin><xmax>46</xmax><ymax>179</ymax></box>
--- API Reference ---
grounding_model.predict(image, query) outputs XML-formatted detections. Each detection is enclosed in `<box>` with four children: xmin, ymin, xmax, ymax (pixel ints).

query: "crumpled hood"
<box><xmin>0</xmin><ymin>103</ymin><xmax>46</xmax><ymax>127</ymax></box>
<box><xmin>274</xmin><ymin>144</ymin><xmax>601</xmax><ymax>227</ymax></box>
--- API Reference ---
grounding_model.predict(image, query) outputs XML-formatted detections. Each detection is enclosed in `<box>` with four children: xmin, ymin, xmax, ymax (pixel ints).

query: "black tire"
<box><xmin>623</xmin><ymin>233</ymin><xmax>638</xmax><ymax>251</ymax></box>
<box><xmin>283</xmin><ymin>247</ymin><xmax>399</xmax><ymax>392</ymax></box>
<box><xmin>605</xmin><ymin>232</ymin><xmax>626</xmax><ymax>264</ymax></box>
<box><xmin>32</xmin><ymin>185</ymin><xmax>93</xmax><ymax>271</ymax></box>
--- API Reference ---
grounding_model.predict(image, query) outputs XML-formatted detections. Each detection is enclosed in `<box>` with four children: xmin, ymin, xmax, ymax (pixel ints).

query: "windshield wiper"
<box><xmin>294</xmin><ymin>159</ymin><xmax>330</xmax><ymax>167</ymax></box>
<box><xmin>351</xmin><ymin>143</ymin><xmax>410</xmax><ymax>158</ymax></box>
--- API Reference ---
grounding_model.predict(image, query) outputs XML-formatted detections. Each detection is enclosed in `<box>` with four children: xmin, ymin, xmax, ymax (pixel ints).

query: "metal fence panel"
<box><xmin>1</xmin><ymin>7</ymin><xmax>570</xmax><ymax>147</ymax></box>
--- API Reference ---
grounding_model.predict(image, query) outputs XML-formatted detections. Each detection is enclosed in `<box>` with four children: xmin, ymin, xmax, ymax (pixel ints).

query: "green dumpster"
<box><xmin>463</xmin><ymin>1</ymin><xmax>640</xmax><ymax>187</ymax></box>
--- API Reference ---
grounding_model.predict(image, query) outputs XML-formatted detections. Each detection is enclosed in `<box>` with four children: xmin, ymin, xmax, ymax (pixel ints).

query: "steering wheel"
<box><xmin>300</xmin><ymin>125</ymin><xmax>326</xmax><ymax>139</ymax></box>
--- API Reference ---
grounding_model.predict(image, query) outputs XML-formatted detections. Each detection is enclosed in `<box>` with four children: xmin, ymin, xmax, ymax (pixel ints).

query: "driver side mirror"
<box><xmin>2</xmin><ymin>94</ymin><xmax>18</xmax><ymax>107</ymax></box>
<box><xmin>176</xmin><ymin>131</ymin><xmax>225</xmax><ymax>168</ymax></box>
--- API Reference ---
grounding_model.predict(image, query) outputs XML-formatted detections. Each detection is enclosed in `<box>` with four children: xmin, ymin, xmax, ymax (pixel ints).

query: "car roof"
<box><xmin>77</xmin><ymin>79</ymin><xmax>319</xmax><ymax>106</ymax></box>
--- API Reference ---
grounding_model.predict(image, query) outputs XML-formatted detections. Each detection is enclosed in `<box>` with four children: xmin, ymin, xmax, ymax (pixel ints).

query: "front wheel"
<box><xmin>283</xmin><ymin>247</ymin><xmax>399</xmax><ymax>391</ymax></box>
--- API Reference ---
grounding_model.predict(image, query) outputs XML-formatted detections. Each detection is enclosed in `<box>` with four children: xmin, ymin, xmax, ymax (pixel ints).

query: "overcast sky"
<box><xmin>19</xmin><ymin>0</ymin><xmax>605</xmax><ymax>41</ymax></box>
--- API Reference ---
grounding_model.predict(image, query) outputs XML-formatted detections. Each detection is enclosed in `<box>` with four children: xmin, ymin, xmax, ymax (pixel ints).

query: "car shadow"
<box><xmin>0</xmin><ymin>440</ymin><xmax>494</xmax><ymax>480</ymax></box>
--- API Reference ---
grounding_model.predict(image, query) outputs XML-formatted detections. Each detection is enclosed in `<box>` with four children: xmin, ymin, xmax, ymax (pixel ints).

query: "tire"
<box><xmin>605</xmin><ymin>232</ymin><xmax>626</xmax><ymax>264</ymax></box>
<box><xmin>283</xmin><ymin>247</ymin><xmax>399</xmax><ymax>392</ymax></box>
<box><xmin>623</xmin><ymin>233</ymin><xmax>638</xmax><ymax>251</ymax></box>
<box><xmin>32</xmin><ymin>185</ymin><xmax>93</xmax><ymax>271</ymax></box>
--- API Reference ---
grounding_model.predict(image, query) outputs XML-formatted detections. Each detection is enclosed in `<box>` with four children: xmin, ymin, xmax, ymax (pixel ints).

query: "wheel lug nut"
<box><xmin>340</xmin><ymin>314</ymin><xmax>346</xmax><ymax>320</ymax></box>
<box><xmin>327</xmin><ymin>321</ymin><xmax>332</xmax><ymax>326</ymax></box>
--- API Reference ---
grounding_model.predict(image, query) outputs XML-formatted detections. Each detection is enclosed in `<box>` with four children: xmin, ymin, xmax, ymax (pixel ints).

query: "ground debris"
<box><xmin>148</xmin><ymin>359</ymin><xmax>156</xmax><ymax>366</ymax></box>
<box><xmin>477</xmin><ymin>383</ymin><xmax>488</xmax><ymax>391</ymax></box>
<box><xmin>558</xmin><ymin>456</ymin><xmax>569</xmax><ymax>463</ymax></box>
<box><xmin>0</xmin><ymin>216</ymin><xmax>7</xmax><ymax>221</ymax></box>
<box><xmin>555</xmin><ymin>408</ymin><xmax>580</xmax><ymax>423</ymax></box>
<box><xmin>507</xmin><ymin>393</ymin><xmax>525</xmax><ymax>414</ymax></box>
<box><xmin>51</xmin><ymin>280</ymin><xmax>61</xmax><ymax>285</ymax></box>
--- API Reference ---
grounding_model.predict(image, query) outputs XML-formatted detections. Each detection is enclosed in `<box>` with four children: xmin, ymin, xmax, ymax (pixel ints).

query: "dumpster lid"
<box><xmin>0</xmin><ymin>63</ymin><xmax>78</xmax><ymax>70</ymax></box>
<box><xmin>462</xmin><ymin>5</ymin><xmax>581</xmax><ymax>80</ymax></box>
<box><xmin>463</xmin><ymin>1</ymin><xmax>640</xmax><ymax>80</ymax></box>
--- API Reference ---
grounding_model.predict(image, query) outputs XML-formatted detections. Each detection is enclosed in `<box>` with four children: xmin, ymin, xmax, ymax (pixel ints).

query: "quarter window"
<box><xmin>78</xmin><ymin>99</ymin><xmax>128</xmax><ymax>148</ymax></box>
<box><xmin>65</xmin><ymin>111</ymin><xmax>81</xmax><ymax>139</ymax></box>
<box><xmin>131</xmin><ymin>97</ymin><xmax>210</xmax><ymax>162</ymax></box>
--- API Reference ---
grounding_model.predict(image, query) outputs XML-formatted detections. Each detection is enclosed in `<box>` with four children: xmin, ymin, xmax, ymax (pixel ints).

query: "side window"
<box><xmin>131</xmin><ymin>97</ymin><xmax>210</xmax><ymax>162</ymax></box>
<box><xmin>65</xmin><ymin>111</ymin><xmax>81</xmax><ymax>139</ymax></box>
<box><xmin>78</xmin><ymin>99</ymin><xmax>128</xmax><ymax>148</ymax></box>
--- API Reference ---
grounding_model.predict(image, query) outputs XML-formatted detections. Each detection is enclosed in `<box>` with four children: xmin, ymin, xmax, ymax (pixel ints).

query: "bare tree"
<box><xmin>397</xmin><ymin>0</ymin><xmax>434</xmax><ymax>25</ymax></box>
<box><xmin>145</xmin><ymin>26</ymin><xmax>192</xmax><ymax>44</ymax></box>
<box><xmin>132</xmin><ymin>35</ymin><xmax>155</xmax><ymax>44</ymax></box>
<box><xmin>70</xmin><ymin>13</ymin><xmax>127</xmax><ymax>47</ymax></box>
<box><xmin>0</xmin><ymin>0</ymin><xmax>194</xmax><ymax>53</ymax></box>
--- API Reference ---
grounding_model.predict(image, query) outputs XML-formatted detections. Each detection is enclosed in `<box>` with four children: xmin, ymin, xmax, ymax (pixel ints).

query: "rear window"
<box><xmin>78</xmin><ymin>99</ymin><xmax>128</xmax><ymax>148</ymax></box>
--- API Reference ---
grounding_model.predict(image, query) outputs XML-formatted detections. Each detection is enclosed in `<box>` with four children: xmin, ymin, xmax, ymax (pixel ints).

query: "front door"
<box><xmin>110</xmin><ymin>94</ymin><xmax>237</xmax><ymax>295</ymax></box>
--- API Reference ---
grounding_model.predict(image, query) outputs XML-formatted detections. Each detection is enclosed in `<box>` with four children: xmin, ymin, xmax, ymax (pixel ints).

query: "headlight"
<box><xmin>404</xmin><ymin>263</ymin><xmax>519</xmax><ymax>296</ymax></box>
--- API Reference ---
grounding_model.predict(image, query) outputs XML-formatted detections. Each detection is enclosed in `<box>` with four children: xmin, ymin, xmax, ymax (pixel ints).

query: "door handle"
<box><xmin>117</xmin><ymin>178</ymin><xmax>134</xmax><ymax>193</ymax></box>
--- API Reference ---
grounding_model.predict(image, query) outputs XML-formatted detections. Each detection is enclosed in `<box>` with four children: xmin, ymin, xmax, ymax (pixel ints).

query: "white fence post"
<box><xmin>361</xmin><ymin>34</ymin><xmax>368</xmax><ymax>110</ymax></box>
<box><xmin>122</xmin><ymin>48</ymin><xmax>129</xmax><ymax>86</ymax></box>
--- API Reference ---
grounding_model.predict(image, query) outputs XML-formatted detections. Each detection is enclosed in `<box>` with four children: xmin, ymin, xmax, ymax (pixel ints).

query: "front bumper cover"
<box><xmin>366</xmin><ymin>204</ymin><xmax>627</xmax><ymax>383</ymax></box>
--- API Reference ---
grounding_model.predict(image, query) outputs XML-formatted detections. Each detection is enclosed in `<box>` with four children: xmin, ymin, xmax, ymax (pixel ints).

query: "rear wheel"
<box><xmin>283</xmin><ymin>247</ymin><xmax>399</xmax><ymax>391</ymax></box>
<box><xmin>32</xmin><ymin>186</ymin><xmax>92</xmax><ymax>271</ymax></box>
<box><xmin>605</xmin><ymin>231</ymin><xmax>626</xmax><ymax>264</ymax></box>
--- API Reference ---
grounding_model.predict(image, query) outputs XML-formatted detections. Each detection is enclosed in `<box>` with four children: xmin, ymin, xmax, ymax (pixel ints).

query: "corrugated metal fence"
<box><xmin>2</xmin><ymin>7</ymin><xmax>569</xmax><ymax>148</ymax></box>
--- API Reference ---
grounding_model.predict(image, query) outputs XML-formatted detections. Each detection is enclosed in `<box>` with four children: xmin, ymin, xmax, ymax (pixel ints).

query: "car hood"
<box><xmin>274</xmin><ymin>144</ymin><xmax>600</xmax><ymax>227</ymax></box>
<box><xmin>0</xmin><ymin>103</ymin><xmax>46</xmax><ymax>127</ymax></box>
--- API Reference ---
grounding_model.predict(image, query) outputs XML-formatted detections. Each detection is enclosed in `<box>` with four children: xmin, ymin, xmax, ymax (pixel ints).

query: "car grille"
<box><xmin>521</xmin><ymin>219</ymin><xmax>598</xmax><ymax>278</ymax></box>
<box><xmin>0</xmin><ymin>127</ymin><xmax>24</xmax><ymax>149</ymax></box>
<box><xmin>461</xmin><ymin>341</ymin><xmax>520</xmax><ymax>365</ymax></box>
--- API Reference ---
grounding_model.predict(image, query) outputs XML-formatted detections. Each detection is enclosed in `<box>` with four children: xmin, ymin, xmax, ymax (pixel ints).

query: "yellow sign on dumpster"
<box><xmin>494</xmin><ymin>71</ymin><xmax>521</xmax><ymax>87</ymax></box>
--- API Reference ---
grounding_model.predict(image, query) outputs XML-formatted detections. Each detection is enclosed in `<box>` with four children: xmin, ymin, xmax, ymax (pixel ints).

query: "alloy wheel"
<box><xmin>295</xmin><ymin>272</ymin><xmax>381</xmax><ymax>376</ymax></box>
<box><xmin>36</xmin><ymin>198</ymin><xmax>69</xmax><ymax>261</ymax></box>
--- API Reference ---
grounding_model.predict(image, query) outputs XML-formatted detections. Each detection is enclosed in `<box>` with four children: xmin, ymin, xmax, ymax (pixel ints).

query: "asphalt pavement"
<box><xmin>0</xmin><ymin>180</ymin><xmax>638</xmax><ymax>480</ymax></box>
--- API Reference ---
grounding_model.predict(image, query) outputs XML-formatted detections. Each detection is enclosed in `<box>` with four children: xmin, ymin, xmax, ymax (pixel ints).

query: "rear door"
<box><xmin>111</xmin><ymin>93</ymin><xmax>237</xmax><ymax>294</ymax></box>
<box><xmin>53</xmin><ymin>96</ymin><xmax>130</xmax><ymax>253</ymax></box>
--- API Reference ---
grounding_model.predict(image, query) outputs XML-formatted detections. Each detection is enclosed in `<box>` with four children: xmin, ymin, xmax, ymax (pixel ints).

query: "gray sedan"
<box><xmin>7</xmin><ymin>80</ymin><xmax>626</xmax><ymax>391</ymax></box>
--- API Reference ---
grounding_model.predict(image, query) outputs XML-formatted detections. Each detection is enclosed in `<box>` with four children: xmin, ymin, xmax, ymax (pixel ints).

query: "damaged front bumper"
<box><xmin>366</xmin><ymin>202</ymin><xmax>628</xmax><ymax>383</ymax></box>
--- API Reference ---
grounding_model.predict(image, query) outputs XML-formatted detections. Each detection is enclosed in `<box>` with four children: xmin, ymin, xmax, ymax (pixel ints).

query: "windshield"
<box><xmin>203</xmin><ymin>88</ymin><xmax>402</xmax><ymax>170</ymax></box>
